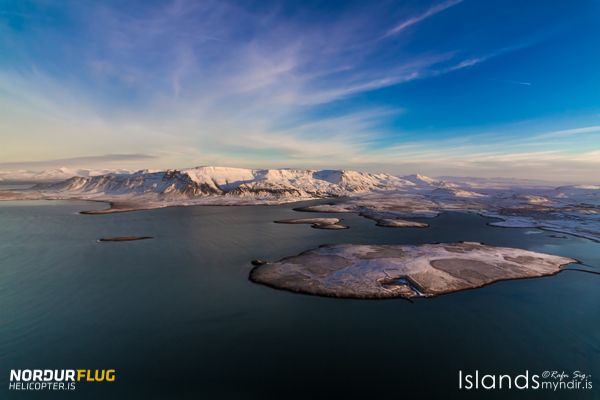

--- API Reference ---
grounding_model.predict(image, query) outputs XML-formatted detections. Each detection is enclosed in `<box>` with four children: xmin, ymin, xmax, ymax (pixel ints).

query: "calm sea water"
<box><xmin>0</xmin><ymin>199</ymin><xmax>598</xmax><ymax>399</ymax></box>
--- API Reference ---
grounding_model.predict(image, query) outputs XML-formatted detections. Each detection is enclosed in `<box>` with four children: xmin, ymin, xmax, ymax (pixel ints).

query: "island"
<box><xmin>98</xmin><ymin>236</ymin><xmax>153</xmax><ymax>242</ymax></box>
<box><xmin>372</xmin><ymin>218</ymin><xmax>428</xmax><ymax>228</ymax></box>
<box><xmin>274</xmin><ymin>218</ymin><xmax>349</xmax><ymax>230</ymax></box>
<box><xmin>249</xmin><ymin>242</ymin><xmax>576</xmax><ymax>299</ymax></box>
<box><xmin>360</xmin><ymin>213</ymin><xmax>429</xmax><ymax>228</ymax></box>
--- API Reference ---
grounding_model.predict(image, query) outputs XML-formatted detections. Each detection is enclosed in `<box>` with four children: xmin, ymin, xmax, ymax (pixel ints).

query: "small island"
<box><xmin>249</xmin><ymin>242</ymin><xmax>576</xmax><ymax>299</ymax></box>
<box><xmin>360</xmin><ymin>214</ymin><xmax>429</xmax><ymax>228</ymax></box>
<box><xmin>98</xmin><ymin>236</ymin><xmax>153</xmax><ymax>242</ymax></box>
<box><xmin>274</xmin><ymin>218</ymin><xmax>349</xmax><ymax>230</ymax></box>
<box><xmin>374</xmin><ymin>219</ymin><xmax>428</xmax><ymax>228</ymax></box>
<box><xmin>293</xmin><ymin>199</ymin><xmax>438</xmax><ymax>229</ymax></box>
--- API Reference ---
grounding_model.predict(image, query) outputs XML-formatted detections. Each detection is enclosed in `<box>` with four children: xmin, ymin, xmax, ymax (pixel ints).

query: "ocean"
<box><xmin>1</xmin><ymin>199</ymin><xmax>598</xmax><ymax>398</ymax></box>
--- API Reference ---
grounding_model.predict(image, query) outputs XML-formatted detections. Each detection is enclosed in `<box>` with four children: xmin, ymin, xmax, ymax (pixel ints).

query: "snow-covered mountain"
<box><xmin>4</xmin><ymin>167</ymin><xmax>598</xmax><ymax>241</ymax></box>
<box><xmin>549</xmin><ymin>185</ymin><xmax>600</xmax><ymax>206</ymax></box>
<box><xmin>402</xmin><ymin>174</ymin><xmax>440</xmax><ymax>186</ymax></box>
<box><xmin>437</xmin><ymin>176</ymin><xmax>557</xmax><ymax>190</ymax></box>
<box><xmin>10</xmin><ymin>166</ymin><xmax>597</xmax><ymax>209</ymax></box>
<box><xmin>32</xmin><ymin>166</ymin><xmax>416</xmax><ymax>200</ymax></box>
<box><xmin>430</xmin><ymin>187</ymin><xmax>487</xmax><ymax>199</ymax></box>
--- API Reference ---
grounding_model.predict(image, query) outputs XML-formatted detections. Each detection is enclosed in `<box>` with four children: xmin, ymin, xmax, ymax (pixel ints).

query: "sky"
<box><xmin>1</xmin><ymin>0</ymin><xmax>599</xmax><ymax>182</ymax></box>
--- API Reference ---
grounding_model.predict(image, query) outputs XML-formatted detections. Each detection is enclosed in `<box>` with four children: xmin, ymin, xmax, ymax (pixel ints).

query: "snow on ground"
<box><xmin>1</xmin><ymin>166</ymin><xmax>598</xmax><ymax>241</ymax></box>
<box><xmin>250</xmin><ymin>242</ymin><xmax>576</xmax><ymax>299</ymax></box>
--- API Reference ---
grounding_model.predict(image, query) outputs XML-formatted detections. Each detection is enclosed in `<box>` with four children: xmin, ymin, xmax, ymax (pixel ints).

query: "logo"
<box><xmin>459</xmin><ymin>370</ymin><xmax>593</xmax><ymax>392</ymax></box>
<box><xmin>9</xmin><ymin>369</ymin><xmax>116</xmax><ymax>391</ymax></box>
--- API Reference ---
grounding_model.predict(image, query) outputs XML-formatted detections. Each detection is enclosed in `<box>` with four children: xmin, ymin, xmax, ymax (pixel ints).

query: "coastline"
<box><xmin>2</xmin><ymin>187</ymin><xmax>599</xmax><ymax>242</ymax></box>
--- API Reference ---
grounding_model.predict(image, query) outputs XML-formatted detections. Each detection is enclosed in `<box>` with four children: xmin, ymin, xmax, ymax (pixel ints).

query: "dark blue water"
<box><xmin>1</xmin><ymin>200</ymin><xmax>598</xmax><ymax>399</ymax></box>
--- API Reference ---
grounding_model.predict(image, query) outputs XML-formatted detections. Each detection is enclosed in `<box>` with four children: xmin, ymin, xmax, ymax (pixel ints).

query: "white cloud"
<box><xmin>384</xmin><ymin>0</ymin><xmax>463</xmax><ymax>37</ymax></box>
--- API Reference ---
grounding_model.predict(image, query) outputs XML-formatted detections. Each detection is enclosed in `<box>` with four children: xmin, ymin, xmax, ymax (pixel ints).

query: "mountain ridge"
<box><xmin>32</xmin><ymin>166</ymin><xmax>418</xmax><ymax>200</ymax></box>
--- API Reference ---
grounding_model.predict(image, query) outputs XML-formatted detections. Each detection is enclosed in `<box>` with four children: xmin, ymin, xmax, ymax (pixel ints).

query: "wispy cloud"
<box><xmin>495</xmin><ymin>79</ymin><xmax>532</xmax><ymax>86</ymax></box>
<box><xmin>0</xmin><ymin>0</ymin><xmax>476</xmax><ymax>165</ymax></box>
<box><xmin>384</xmin><ymin>0</ymin><xmax>463</xmax><ymax>37</ymax></box>
<box><xmin>530</xmin><ymin>125</ymin><xmax>600</xmax><ymax>139</ymax></box>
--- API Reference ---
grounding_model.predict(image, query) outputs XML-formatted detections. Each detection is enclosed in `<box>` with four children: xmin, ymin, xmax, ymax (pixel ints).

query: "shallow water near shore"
<box><xmin>1</xmin><ymin>199</ymin><xmax>599</xmax><ymax>399</ymax></box>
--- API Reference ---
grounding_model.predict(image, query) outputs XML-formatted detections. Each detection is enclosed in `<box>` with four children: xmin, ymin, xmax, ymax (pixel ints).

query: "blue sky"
<box><xmin>1</xmin><ymin>0</ymin><xmax>599</xmax><ymax>182</ymax></box>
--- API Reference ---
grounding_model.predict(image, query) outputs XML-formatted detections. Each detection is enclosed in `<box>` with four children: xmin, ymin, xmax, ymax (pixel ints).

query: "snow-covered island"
<box><xmin>274</xmin><ymin>218</ymin><xmax>349</xmax><ymax>230</ymax></box>
<box><xmin>0</xmin><ymin>166</ymin><xmax>599</xmax><ymax>241</ymax></box>
<box><xmin>249</xmin><ymin>242</ymin><xmax>577</xmax><ymax>299</ymax></box>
